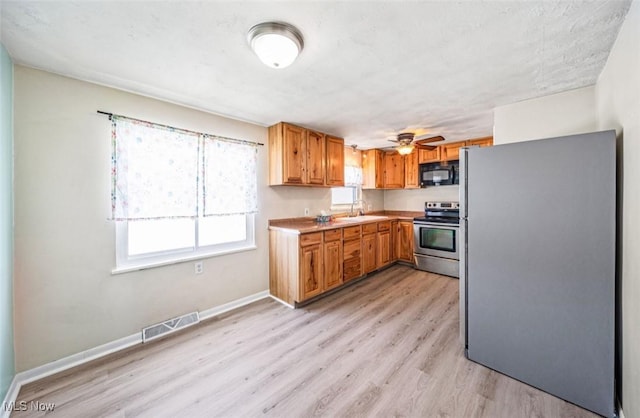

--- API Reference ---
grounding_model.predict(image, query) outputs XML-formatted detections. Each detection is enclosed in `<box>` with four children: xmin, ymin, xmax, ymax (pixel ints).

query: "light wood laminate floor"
<box><xmin>13</xmin><ymin>265</ymin><xmax>598</xmax><ymax>417</ymax></box>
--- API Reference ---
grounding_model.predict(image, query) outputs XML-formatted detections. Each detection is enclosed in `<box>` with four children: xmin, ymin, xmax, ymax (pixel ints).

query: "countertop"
<box><xmin>268</xmin><ymin>211</ymin><xmax>422</xmax><ymax>234</ymax></box>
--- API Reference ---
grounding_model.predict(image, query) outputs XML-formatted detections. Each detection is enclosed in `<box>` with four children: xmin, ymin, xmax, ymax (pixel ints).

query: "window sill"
<box><xmin>111</xmin><ymin>245</ymin><xmax>257</xmax><ymax>275</ymax></box>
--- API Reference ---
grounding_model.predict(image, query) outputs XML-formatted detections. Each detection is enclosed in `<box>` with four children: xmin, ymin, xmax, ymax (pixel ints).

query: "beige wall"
<box><xmin>595</xmin><ymin>0</ymin><xmax>640</xmax><ymax>415</ymax></box>
<box><xmin>384</xmin><ymin>186</ymin><xmax>459</xmax><ymax>210</ymax></box>
<box><xmin>493</xmin><ymin>86</ymin><xmax>597</xmax><ymax>145</ymax></box>
<box><xmin>11</xmin><ymin>67</ymin><xmax>386</xmax><ymax>371</ymax></box>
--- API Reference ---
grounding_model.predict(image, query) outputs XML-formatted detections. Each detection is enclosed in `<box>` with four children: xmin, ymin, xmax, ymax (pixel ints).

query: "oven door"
<box><xmin>413</xmin><ymin>222</ymin><xmax>460</xmax><ymax>260</ymax></box>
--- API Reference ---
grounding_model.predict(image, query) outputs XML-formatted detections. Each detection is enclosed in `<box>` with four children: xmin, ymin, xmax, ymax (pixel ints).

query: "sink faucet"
<box><xmin>350</xmin><ymin>199</ymin><xmax>367</xmax><ymax>217</ymax></box>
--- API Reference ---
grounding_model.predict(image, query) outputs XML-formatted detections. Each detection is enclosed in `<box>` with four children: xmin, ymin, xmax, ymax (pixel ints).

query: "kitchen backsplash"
<box><xmin>384</xmin><ymin>186</ymin><xmax>459</xmax><ymax>211</ymax></box>
<box><xmin>265</xmin><ymin>186</ymin><xmax>384</xmax><ymax>218</ymax></box>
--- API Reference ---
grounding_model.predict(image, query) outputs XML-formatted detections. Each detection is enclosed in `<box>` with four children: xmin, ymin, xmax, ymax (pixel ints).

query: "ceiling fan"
<box><xmin>388</xmin><ymin>132</ymin><xmax>446</xmax><ymax>155</ymax></box>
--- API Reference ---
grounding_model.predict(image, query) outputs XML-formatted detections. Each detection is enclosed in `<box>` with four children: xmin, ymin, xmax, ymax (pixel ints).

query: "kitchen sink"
<box><xmin>334</xmin><ymin>215</ymin><xmax>389</xmax><ymax>223</ymax></box>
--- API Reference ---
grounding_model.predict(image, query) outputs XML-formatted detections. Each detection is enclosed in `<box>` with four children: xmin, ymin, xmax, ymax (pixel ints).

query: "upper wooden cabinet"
<box><xmin>467</xmin><ymin>136</ymin><xmax>493</xmax><ymax>148</ymax></box>
<box><xmin>416</xmin><ymin>136</ymin><xmax>493</xmax><ymax>165</ymax></box>
<box><xmin>418</xmin><ymin>147</ymin><xmax>441</xmax><ymax>164</ymax></box>
<box><xmin>362</xmin><ymin>149</ymin><xmax>384</xmax><ymax>189</ymax></box>
<box><xmin>269</xmin><ymin>123</ymin><xmax>306</xmax><ymax>184</ymax></box>
<box><xmin>384</xmin><ymin>152</ymin><xmax>405</xmax><ymax>188</ymax></box>
<box><xmin>404</xmin><ymin>151</ymin><xmax>419</xmax><ymax>189</ymax></box>
<box><xmin>306</xmin><ymin>130</ymin><xmax>325</xmax><ymax>185</ymax></box>
<box><xmin>269</xmin><ymin>122</ymin><xmax>344</xmax><ymax>187</ymax></box>
<box><xmin>441</xmin><ymin>142</ymin><xmax>465</xmax><ymax>162</ymax></box>
<box><xmin>363</xmin><ymin>149</ymin><xmax>405</xmax><ymax>189</ymax></box>
<box><xmin>325</xmin><ymin>136</ymin><xmax>345</xmax><ymax>186</ymax></box>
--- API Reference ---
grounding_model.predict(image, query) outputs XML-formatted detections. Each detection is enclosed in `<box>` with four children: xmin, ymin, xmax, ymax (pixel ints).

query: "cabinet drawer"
<box><xmin>324</xmin><ymin>229</ymin><xmax>342</xmax><ymax>242</ymax></box>
<box><xmin>362</xmin><ymin>223</ymin><xmax>377</xmax><ymax>235</ymax></box>
<box><xmin>300</xmin><ymin>232</ymin><xmax>322</xmax><ymax>247</ymax></box>
<box><xmin>377</xmin><ymin>221</ymin><xmax>391</xmax><ymax>232</ymax></box>
<box><xmin>343</xmin><ymin>225</ymin><xmax>361</xmax><ymax>240</ymax></box>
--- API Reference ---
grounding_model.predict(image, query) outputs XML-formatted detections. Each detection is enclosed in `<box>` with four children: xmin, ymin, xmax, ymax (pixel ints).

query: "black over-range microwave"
<box><xmin>419</xmin><ymin>161</ymin><xmax>459</xmax><ymax>187</ymax></box>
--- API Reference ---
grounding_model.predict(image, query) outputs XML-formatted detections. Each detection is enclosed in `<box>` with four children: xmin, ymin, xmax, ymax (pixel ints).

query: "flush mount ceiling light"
<box><xmin>247</xmin><ymin>22</ymin><xmax>304</xmax><ymax>69</ymax></box>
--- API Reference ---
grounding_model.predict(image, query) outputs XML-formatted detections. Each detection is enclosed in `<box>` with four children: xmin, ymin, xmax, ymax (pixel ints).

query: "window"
<box><xmin>331</xmin><ymin>165</ymin><xmax>362</xmax><ymax>210</ymax></box>
<box><xmin>111</xmin><ymin>116</ymin><xmax>258</xmax><ymax>272</ymax></box>
<box><xmin>331</xmin><ymin>186</ymin><xmax>358</xmax><ymax>205</ymax></box>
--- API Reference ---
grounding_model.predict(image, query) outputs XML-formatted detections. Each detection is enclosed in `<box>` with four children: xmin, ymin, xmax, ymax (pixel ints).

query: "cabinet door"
<box><xmin>362</xmin><ymin>233</ymin><xmax>377</xmax><ymax>273</ymax></box>
<box><xmin>377</xmin><ymin>231</ymin><xmax>391</xmax><ymax>268</ymax></box>
<box><xmin>383</xmin><ymin>152</ymin><xmax>405</xmax><ymax>188</ymax></box>
<box><xmin>398</xmin><ymin>221</ymin><xmax>414</xmax><ymax>262</ymax></box>
<box><xmin>324</xmin><ymin>239</ymin><xmax>343</xmax><ymax>290</ymax></box>
<box><xmin>404</xmin><ymin>152</ymin><xmax>419</xmax><ymax>189</ymax></box>
<box><xmin>466</xmin><ymin>136</ymin><xmax>493</xmax><ymax>148</ymax></box>
<box><xmin>325</xmin><ymin>136</ymin><xmax>345</xmax><ymax>186</ymax></box>
<box><xmin>343</xmin><ymin>238</ymin><xmax>362</xmax><ymax>282</ymax></box>
<box><xmin>306</xmin><ymin>130</ymin><xmax>325</xmax><ymax>185</ymax></box>
<box><xmin>362</xmin><ymin>149</ymin><xmax>384</xmax><ymax>189</ymax></box>
<box><xmin>418</xmin><ymin>147</ymin><xmax>441</xmax><ymax>164</ymax></box>
<box><xmin>441</xmin><ymin>142</ymin><xmax>464</xmax><ymax>161</ymax></box>
<box><xmin>299</xmin><ymin>244</ymin><xmax>323</xmax><ymax>301</ymax></box>
<box><xmin>283</xmin><ymin>124</ymin><xmax>307</xmax><ymax>184</ymax></box>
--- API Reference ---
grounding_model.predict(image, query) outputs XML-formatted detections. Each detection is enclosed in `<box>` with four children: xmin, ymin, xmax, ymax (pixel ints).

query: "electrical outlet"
<box><xmin>304</xmin><ymin>208</ymin><xmax>310</xmax><ymax>216</ymax></box>
<box><xmin>368</xmin><ymin>204</ymin><xmax>372</xmax><ymax>211</ymax></box>
<box><xmin>194</xmin><ymin>261</ymin><xmax>203</xmax><ymax>275</ymax></box>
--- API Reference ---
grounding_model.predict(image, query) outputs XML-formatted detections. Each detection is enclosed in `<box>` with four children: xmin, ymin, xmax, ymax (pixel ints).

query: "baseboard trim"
<box><xmin>1</xmin><ymin>375</ymin><xmax>21</xmax><ymax>418</ymax></box>
<box><xmin>15</xmin><ymin>332</ymin><xmax>142</xmax><ymax>388</ymax></box>
<box><xmin>269</xmin><ymin>294</ymin><xmax>295</xmax><ymax>309</ymax></box>
<box><xmin>6</xmin><ymin>290</ymin><xmax>269</xmax><ymax>405</ymax></box>
<box><xmin>199</xmin><ymin>290</ymin><xmax>269</xmax><ymax>321</ymax></box>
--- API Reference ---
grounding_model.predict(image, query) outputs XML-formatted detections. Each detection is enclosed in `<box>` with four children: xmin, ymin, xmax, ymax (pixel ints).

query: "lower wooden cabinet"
<box><xmin>362</xmin><ymin>232</ymin><xmax>377</xmax><ymax>274</ymax></box>
<box><xmin>343</xmin><ymin>225</ymin><xmax>362</xmax><ymax>282</ymax></box>
<box><xmin>323</xmin><ymin>230</ymin><xmax>343</xmax><ymax>291</ymax></box>
<box><xmin>300</xmin><ymin>243</ymin><xmax>323</xmax><ymax>301</ymax></box>
<box><xmin>398</xmin><ymin>220</ymin><xmax>414</xmax><ymax>262</ymax></box>
<box><xmin>391</xmin><ymin>220</ymin><xmax>399</xmax><ymax>262</ymax></box>
<box><xmin>377</xmin><ymin>230</ymin><xmax>391</xmax><ymax>268</ymax></box>
<box><xmin>269</xmin><ymin>218</ymin><xmax>417</xmax><ymax>306</ymax></box>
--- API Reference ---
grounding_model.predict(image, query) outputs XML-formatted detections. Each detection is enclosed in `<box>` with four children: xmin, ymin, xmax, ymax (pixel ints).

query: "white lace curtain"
<box><xmin>203</xmin><ymin>137</ymin><xmax>258</xmax><ymax>216</ymax></box>
<box><xmin>344</xmin><ymin>165</ymin><xmax>363</xmax><ymax>186</ymax></box>
<box><xmin>111</xmin><ymin>116</ymin><xmax>258</xmax><ymax>221</ymax></box>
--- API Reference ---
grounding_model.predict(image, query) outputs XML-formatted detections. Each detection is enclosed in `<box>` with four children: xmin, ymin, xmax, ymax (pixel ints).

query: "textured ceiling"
<box><xmin>0</xmin><ymin>0</ymin><xmax>632</xmax><ymax>148</ymax></box>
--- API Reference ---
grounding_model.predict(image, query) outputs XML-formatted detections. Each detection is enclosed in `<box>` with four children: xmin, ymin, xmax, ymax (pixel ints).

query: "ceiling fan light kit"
<box><xmin>396</xmin><ymin>144</ymin><xmax>415</xmax><ymax>155</ymax></box>
<box><xmin>389</xmin><ymin>132</ymin><xmax>446</xmax><ymax>154</ymax></box>
<box><xmin>247</xmin><ymin>22</ymin><xmax>304</xmax><ymax>69</ymax></box>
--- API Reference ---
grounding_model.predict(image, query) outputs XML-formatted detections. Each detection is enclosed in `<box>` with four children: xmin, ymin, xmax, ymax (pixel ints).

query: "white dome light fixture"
<box><xmin>248</xmin><ymin>22</ymin><xmax>304</xmax><ymax>69</ymax></box>
<box><xmin>396</xmin><ymin>144</ymin><xmax>415</xmax><ymax>155</ymax></box>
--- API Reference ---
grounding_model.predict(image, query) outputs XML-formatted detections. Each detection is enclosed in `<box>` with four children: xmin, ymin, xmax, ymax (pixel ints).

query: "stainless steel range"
<box><xmin>413</xmin><ymin>201</ymin><xmax>460</xmax><ymax>278</ymax></box>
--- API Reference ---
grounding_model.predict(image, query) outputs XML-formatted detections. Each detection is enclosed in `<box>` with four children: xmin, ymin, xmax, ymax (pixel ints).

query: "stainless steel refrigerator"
<box><xmin>459</xmin><ymin>131</ymin><xmax>616</xmax><ymax>418</ymax></box>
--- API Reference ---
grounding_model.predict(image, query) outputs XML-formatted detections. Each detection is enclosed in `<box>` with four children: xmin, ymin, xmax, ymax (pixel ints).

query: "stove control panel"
<box><xmin>425</xmin><ymin>201</ymin><xmax>459</xmax><ymax>210</ymax></box>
